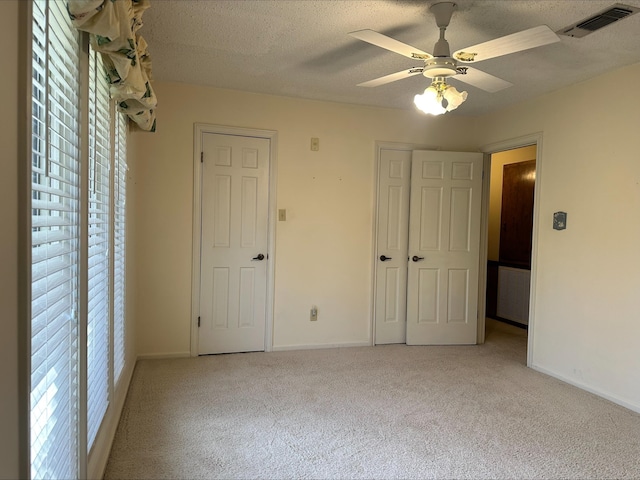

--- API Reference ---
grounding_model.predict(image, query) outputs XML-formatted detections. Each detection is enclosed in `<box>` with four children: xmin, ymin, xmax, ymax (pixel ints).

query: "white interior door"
<box><xmin>199</xmin><ymin>132</ymin><xmax>270</xmax><ymax>354</ymax></box>
<box><xmin>374</xmin><ymin>148</ymin><xmax>411</xmax><ymax>344</ymax></box>
<box><xmin>406</xmin><ymin>150</ymin><xmax>483</xmax><ymax>345</ymax></box>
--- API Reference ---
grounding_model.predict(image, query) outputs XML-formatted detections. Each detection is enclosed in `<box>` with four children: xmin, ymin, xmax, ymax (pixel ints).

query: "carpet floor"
<box><xmin>104</xmin><ymin>320</ymin><xmax>640</xmax><ymax>479</ymax></box>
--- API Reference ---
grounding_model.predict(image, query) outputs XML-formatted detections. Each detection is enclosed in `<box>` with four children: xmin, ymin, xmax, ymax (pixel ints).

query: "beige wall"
<box><xmin>0</xmin><ymin>1</ymin><xmax>21</xmax><ymax>478</ymax></box>
<box><xmin>130</xmin><ymin>82</ymin><xmax>479</xmax><ymax>355</ymax></box>
<box><xmin>479</xmin><ymin>62</ymin><xmax>640</xmax><ymax>411</ymax></box>
<box><xmin>488</xmin><ymin>145</ymin><xmax>537</xmax><ymax>261</ymax></box>
<box><xmin>133</xmin><ymin>66</ymin><xmax>640</xmax><ymax>411</ymax></box>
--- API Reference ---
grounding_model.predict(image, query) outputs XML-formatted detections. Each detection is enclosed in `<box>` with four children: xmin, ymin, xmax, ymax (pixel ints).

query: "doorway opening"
<box><xmin>483</xmin><ymin>144</ymin><xmax>537</xmax><ymax>360</ymax></box>
<box><xmin>478</xmin><ymin>142</ymin><xmax>538</xmax><ymax>365</ymax></box>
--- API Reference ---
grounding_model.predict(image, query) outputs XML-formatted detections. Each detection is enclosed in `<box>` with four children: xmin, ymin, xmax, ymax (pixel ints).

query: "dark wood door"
<box><xmin>499</xmin><ymin>160</ymin><xmax>535</xmax><ymax>269</ymax></box>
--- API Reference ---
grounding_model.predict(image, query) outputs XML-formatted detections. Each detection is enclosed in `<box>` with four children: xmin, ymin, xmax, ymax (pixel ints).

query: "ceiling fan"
<box><xmin>349</xmin><ymin>2</ymin><xmax>561</xmax><ymax>113</ymax></box>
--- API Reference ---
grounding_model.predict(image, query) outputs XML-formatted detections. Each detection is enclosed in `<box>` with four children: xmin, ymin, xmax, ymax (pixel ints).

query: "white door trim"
<box><xmin>191</xmin><ymin>123</ymin><xmax>278</xmax><ymax>356</ymax></box>
<box><xmin>480</xmin><ymin>132</ymin><xmax>543</xmax><ymax>368</ymax></box>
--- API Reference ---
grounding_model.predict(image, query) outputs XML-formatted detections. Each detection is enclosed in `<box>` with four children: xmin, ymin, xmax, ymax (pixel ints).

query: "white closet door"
<box><xmin>406</xmin><ymin>150</ymin><xmax>483</xmax><ymax>345</ymax></box>
<box><xmin>374</xmin><ymin>148</ymin><xmax>411</xmax><ymax>344</ymax></box>
<box><xmin>199</xmin><ymin>132</ymin><xmax>270</xmax><ymax>354</ymax></box>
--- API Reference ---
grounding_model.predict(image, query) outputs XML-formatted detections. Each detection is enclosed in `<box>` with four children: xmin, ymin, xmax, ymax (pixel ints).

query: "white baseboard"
<box><xmin>138</xmin><ymin>344</ymin><xmax>374</xmax><ymax>357</ymax></box>
<box><xmin>137</xmin><ymin>351</ymin><xmax>191</xmax><ymax>360</ymax></box>
<box><xmin>531</xmin><ymin>363</ymin><xmax>640</xmax><ymax>414</ymax></box>
<box><xmin>272</xmin><ymin>341</ymin><xmax>372</xmax><ymax>352</ymax></box>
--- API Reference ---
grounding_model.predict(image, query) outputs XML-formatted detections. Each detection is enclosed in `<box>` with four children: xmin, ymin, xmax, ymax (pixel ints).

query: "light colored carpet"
<box><xmin>105</xmin><ymin>320</ymin><xmax>640</xmax><ymax>479</ymax></box>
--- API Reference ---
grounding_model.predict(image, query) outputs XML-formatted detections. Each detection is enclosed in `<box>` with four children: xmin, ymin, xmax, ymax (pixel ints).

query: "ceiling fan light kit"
<box><xmin>414</xmin><ymin>79</ymin><xmax>467</xmax><ymax>115</ymax></box>
<box><xmin>349</xmin><ymin>1</ymin><xmax>562</xmax><ymax>115</ymax></box>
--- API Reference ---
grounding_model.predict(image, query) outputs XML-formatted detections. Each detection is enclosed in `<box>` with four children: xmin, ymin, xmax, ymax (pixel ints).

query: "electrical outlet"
<box><xmin>310</xmin><ymin>137</ymin><xmax>319</xmax><ymax>151</ymax></box>
<box><xmin>310</xmin><ymin>306</ymin><xmax>318</xmax><ymax>321</ymax></box>
<box><xmin>278</xmin><ymin>209</ymin><xmax>286</xmax><ymax>221</ymax></box>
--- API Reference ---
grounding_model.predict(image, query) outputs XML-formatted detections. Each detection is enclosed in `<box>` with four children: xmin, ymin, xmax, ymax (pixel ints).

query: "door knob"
<box><xmin>379</xmin><ymin>255</ymin><xmax>392</xmax><ymax>262</ymax></box>
<box><xmin>412</xmin><ymin>255</ymin><xmax>424</xmax><ymax>262</ymax></box>
<box><xmin>252</xmin><ymin>253</ymin><xmax>265</xmax><ymax>261</ymax></box>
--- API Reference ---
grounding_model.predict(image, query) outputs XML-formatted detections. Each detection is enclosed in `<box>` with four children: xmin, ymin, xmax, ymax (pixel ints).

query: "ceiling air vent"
<box><xmin>558</xmin><ymin>3</ymin><xmax>640</xmax><ymax>38</ymax></box>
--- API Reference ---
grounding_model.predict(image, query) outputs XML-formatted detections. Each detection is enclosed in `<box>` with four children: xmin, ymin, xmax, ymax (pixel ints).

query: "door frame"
<box><xmin>479</xmin><ymin>132</ymin><xmax>543</xmax><ymax>367</ymax></box>
<box><xmin>190</xmin><ymin>123</ymin><xmax>278</xmax><ymax>356</ymax></box>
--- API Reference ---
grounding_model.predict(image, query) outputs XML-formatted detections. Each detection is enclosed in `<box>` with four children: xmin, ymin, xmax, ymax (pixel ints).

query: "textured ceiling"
<box><xmin>141</xmin><ymin>1</ymin><xmax>640</xmax><ymax>116</ymax></box>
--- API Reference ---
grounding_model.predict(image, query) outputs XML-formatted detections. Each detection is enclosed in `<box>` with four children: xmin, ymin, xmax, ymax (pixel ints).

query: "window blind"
<box><xmin>30</xmin><ymin>1</ymin><xmax>81</xmax><ymax>478</ymax></box>
<box><xmin>113</xmin><ymin>112</ymin><xmax>127</xmax><ymax>382</ymax></box>
<box><xmin>87</xmin><ymin>48</ymin><xmax>111</xmax><ymax>450</ymax></box>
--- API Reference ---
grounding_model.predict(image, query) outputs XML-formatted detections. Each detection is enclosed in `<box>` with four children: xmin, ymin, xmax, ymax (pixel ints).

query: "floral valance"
<box><xmin>68</xmin><ymin>0</ymin><xmax>157</xmax><ymax>132</ymax></box>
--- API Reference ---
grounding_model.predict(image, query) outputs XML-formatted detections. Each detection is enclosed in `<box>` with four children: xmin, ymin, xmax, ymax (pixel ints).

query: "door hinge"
<box><xmin>198</xmin><ymin>316</ymin><xmax>201</xmax><ymax>327</ymax></box>
<box><xmin>201</xmin><ymin>152</ymin><xmax>204</xmax><ymax>163</ymax></box>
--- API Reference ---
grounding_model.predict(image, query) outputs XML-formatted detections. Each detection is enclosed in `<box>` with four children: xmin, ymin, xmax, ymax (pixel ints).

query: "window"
<box><xmin>30</xmin><ymin>0</ymin><xmax>129</xmax><ymax>476</ymax></box>
<box><xmin>113</xmin><ymin>112</ymin><xmax>128</xmax><ymax>382</ymax></box>
<box><xmin>30</xmin><ymin>1</ymin><xmax>81</xmax><ymax>478</ymax></box>
<box><xmin>87</xmin><ymin>48</ymin><xmax>111</xmax><ymax>450</ymax></box>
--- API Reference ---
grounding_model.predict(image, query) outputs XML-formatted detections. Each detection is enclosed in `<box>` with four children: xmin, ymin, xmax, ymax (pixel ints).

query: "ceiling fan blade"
<box><xmin>349</xmin><ymin>29</ymin><xmax>433</xmax><ymax>60</ymax></box>
<box><xmin>453</xmin><ymin>25</ymin><xmax>560</xmax><ymax>63</ymax></box>
<box><xmin>357</xmin><ymin>67</ymin><xmax>425</xmax><ymax>87</ymax></box>
<box><xmin>453</xmin><ymin>67</ymin><xmax>513</xmax><ymax>93</ymax></box>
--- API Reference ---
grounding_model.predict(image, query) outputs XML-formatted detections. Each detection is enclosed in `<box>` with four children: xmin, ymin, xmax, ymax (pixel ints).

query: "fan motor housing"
<box><xmin>422</xmin><ymin>57</ymin><xmax>458</xmax><ymax>78</ymax></box>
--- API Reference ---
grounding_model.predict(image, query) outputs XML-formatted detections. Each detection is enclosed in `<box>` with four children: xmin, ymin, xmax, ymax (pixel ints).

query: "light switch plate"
<box><xmin>553</xmin><ymin>211</ymin><xmax>567</xmax><ymax>230</ymax></box>
<box><xmin>278</xmin><ymin>209</ymin><xmax>286</xmax><ymax>221</ymax></box>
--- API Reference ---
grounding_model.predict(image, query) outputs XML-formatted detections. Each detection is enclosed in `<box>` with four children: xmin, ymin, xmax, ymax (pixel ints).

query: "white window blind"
<box><xmin>30</xmin><ymin>1</ymin><xmax>134</xmax><ymax>474</ymax></box>
<box><xmin>113</xmin><ymin>112</ymin><xmax>128</xmax><ymax>382</ymax></box>
<box><xmin>30</xmin><ymin>1</ymin><xmax>81</xmax><ymax>478</ymax></box>
<box><xmin>87</xmin><ymin>48</ymin><xmax>111</xmax><ymax>450</ymax></box>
